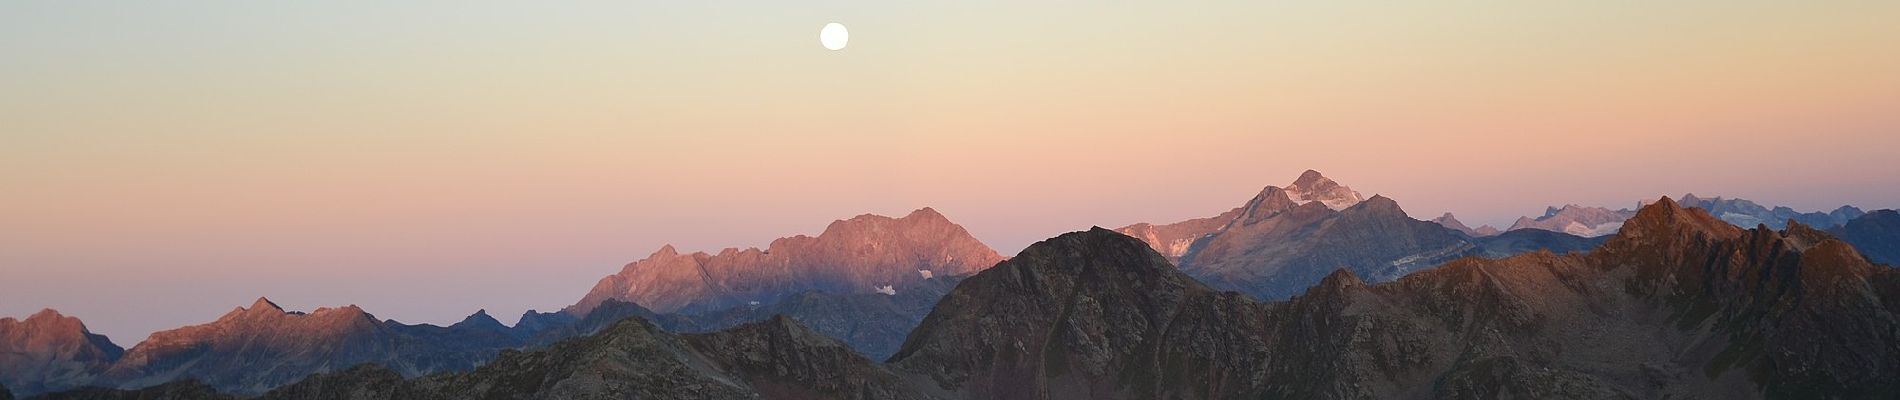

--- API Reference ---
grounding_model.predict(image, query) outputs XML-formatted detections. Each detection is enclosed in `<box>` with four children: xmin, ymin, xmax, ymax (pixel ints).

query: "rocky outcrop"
<box><xmin>0</xmin><ymin>310</ymin><xmax>122</xmax><ymax>396</ymax></box>
<box><xmin>1831</xmin><ymin>209</ymin><xmax>1900</xmax><ymax>265</ymax></box>
<box><xmin>568</xmin><ymin>207</ymin><xmax>1005</xmax><ymax>316</ymax></box>
<box><xmin>1432</xmin><ymin>212</ymin><xmax>1501</xmax><ymax>237</ymax></box>
<box><xmin>891</xmin><ymin>197</ymin><xmax>1900</xmax><ymax>399</ymax></box>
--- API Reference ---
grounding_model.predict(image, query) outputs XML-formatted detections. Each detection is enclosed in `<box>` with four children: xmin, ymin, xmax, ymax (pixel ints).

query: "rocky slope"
<box><xmin>93</xmin><ymin>298</ymin><xmax>522</xmax><ymax>396</ymax></box>
<box><xmin>0</xmin><ymin>310</ymin><xmax>123</xmax><ymax>395</ymax></box>
<box><xmin>568</xmin><ymin>207</ymin><xmax>1005</xmax><ymax>316</ymax></box>
<box><xmin>1181</xmin><ymin>194</ymin><xmax>1479</xmax><ymax>300</ymax></box>
<box><xmin>238</xmin><ymin>316</ymin><xmax>943</xmax><ymax>400</ymax></box>
<box><xmin>1506</xmin><ymin>204</ymin><xmax>1635</xmax><ymax>237</ymax></box>
<box><xmin>1431</xmin><ymin>213</ymin><xmax>1500</xmax><ymax>237</ymax></box>
<box><xmin>25</xmin><ymin>380</ymin><xmax>232</xmax><ymax>400</ymax></box>
<box><xmin>680</xmin><ymin>275</ymin><xmax>964</xmax><ymax>361</ymax></box>
<box><xmin>891</xmin><ymin>197</ymin><xmax>1900</xmax><ymax>399</ymax></box>
<box><xmin>1831</xmin><ymin>209</ymin><xmax>1900</xmax><ymax>265</ymax></box>
<box><xmin>1678</xmin><ymin>193</ymin><xmax>1863</xmax><ymax>229</ymax></box>
<box><xmin>549</xmin><ymin>276</ymin><xmax>964</xmax><ymax>361</ymax></box>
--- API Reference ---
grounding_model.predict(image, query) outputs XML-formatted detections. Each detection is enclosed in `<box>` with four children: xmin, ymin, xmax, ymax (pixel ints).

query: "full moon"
<box><xmin>820</xmin><ymin>23</ymin><xmax>849</xmax><ymax>50</ymax></box>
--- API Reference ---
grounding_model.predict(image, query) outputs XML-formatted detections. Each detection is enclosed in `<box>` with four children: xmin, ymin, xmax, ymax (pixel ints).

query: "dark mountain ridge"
<box><xmin>889</xmin><ymin>197</ymin><xmax>1900</xmax><ymax>399</ymax></box>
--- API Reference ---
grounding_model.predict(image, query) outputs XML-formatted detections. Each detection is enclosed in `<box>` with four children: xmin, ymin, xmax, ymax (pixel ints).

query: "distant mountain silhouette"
<box><xmin>1431</xmin><ymin>212</ymin><xmax>1501</xmax><ymax>237</ymax></box>
<box><xmin>1506</xmin><ymin>204</ymin><xmax>1635</xmax><ymax>237</ymax></box>
<box><xmin>1501</xmin><ymin>195</ymin><xmax>1867</xmax><ymax>238</ymax></box>
<box><xmin>1677</xmin><ymin>193</ymin><xmax>1863</xmax><ymax>229</ymax></box>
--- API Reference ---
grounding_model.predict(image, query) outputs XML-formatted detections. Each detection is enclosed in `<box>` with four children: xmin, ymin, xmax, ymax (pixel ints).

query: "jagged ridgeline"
<box><xmin>34</xmin><ymin>197</ymin><xmax>1900</xmax><ymax>399</ymax></box>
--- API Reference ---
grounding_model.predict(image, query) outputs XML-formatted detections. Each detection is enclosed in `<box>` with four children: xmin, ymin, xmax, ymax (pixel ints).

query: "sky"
<box><xmin>3</xmin><ymin>1</ymin><xmax>1899</xmax><ymax>343</ymax></box>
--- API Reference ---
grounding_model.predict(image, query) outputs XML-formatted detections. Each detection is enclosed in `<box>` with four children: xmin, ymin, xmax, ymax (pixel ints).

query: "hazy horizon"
<box><xmin>5</xmin><ymin>1</ymin><xmax>1899</xmax><ymax>343</ymax></box>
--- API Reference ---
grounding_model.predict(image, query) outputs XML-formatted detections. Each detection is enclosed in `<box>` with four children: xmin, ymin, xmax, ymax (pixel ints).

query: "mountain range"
<box><xmin>1505</xmin><ymin>204</ymin><xmax>1636</xmax><ymax>237</ymax></box>
<box><xmin>30</xmin><ymin>196</ymin><xmax>1900</xmax><ymax>399</ymax></box>
<box><xmin>1677</xmin><ymin>193</ymin><xmax>1864</xmax><ymax>229</ymax></box>
<box><xmin>0</xmin><ymin>208</ymin><xmax>1005</xmax><ymax>397</ymax></box>
<box><xmin>885</xmin><ymin>198</ymin><xmax>1900</xmax><ymax>399</ymax></box>
<box><xmin>1487</xmin><ymin>194</ymin><xmax>1868</xmax><ymax>238</ymax></box>
<box><xmin>567</xmin><ymin>207</ymin><xmax>1004</xmax><ymax>316</ymax></box>
<box><xmin>1430</xmin><ymin>213</ymin><xmax>1501</xmax><ymax>237</ymax></box>
<box><xmin>1116</xmin><ymin>170</ymin><xmax>1600</xmax><ymax>301</ymax></box>
<box><xmin>7</xmin><ymin>170</ymin><xmax>1899</xmax><ymax>399</ymax></box>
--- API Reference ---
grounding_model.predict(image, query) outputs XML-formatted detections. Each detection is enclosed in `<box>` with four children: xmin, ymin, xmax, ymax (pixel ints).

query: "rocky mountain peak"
<box><xmin>1353</xmin><ymin>194</ymin><xmax>1405</xmax><ymax>215</ymax></box>
<box><xmin>1609</xmin><ymin>196</ymin><xmax>1744</xmax><ymax>246</ymax></box>
<box><xmin>220</xmin><ymin>297</ymin><xmax>287</xmax><ymax>320</ymax></box>
<box><xmin>453</xmin><ymin>309</ymin><xmax>505</xmax><ymax>329</ymax></box>
<box><xmin>1432</xmin><ymin>213</ymin><xmax>1502</xmax><ymax>237</ymax></box>
<box><xmin>1</xmin><ymin>309</ymin><xmax>126</xmax><ymax>396</ymax></box>
<box><xmin>3</xmin><ymin>310</ymin><xmax>107</xmax><ymax>345</ymax></box>
<box><xmin>651</xmin><ymin>244</ymin><xmax>679</xmax><ymax>258</ymax></box>
<box><xmin>1238</xmin><ymin>186</ymin><xmax>1301</xmax><ymax>224</ymax></box>
<box><xmin>1283</xmin><ymin>169</ymin><xmax>1364</xmax><ymax>210</ymax></box>
<box><xmin>1292</xmin><ymin>169</ymin><xmax>1328</xmax><ymax>186</ymax></box>
<box><xmin>905</xmin><ymin>206</ymin><xmax>948</xmax><ymax>221</ymax></box>
<box><xmin>249</xmin><ymin>297</ymin><xmax>283</xmax><ymax>313</ymax></box>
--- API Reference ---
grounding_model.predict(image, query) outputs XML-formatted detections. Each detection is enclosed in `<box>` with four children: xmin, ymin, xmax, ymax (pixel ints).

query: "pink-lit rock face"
<box><xmin>0</xmin><ymin>309</ymin><xmax>123</xmax><ymax>395</ymax></box>
<box><xmin>568</xmin><ymin>207</ymin><xmax>1006</xmax><ymax>316</ymax></box>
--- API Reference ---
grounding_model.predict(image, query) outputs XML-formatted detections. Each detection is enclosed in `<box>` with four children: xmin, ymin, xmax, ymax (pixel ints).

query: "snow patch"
<box><xmin>874</xmin><ymin>285</ymin><xmax>897</xmax><ymax>296</ymax></box>
<box><xmin>918</xmin><ymin>269</ymin><xmax>934</xmax><ymax>279</ymax></box>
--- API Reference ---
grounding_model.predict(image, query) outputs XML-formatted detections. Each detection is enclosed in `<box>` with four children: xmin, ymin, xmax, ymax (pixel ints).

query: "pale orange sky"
<box><xmin>3</xmin><ymin>2</ymin><xmax>1898</xmax><ymax>342</ymax></box>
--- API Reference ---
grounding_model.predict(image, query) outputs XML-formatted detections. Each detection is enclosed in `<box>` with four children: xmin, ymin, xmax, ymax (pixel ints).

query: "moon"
<box><xmin>820</xmin><ymin>23</ymin><xmax>849</xmax><ymax>50</ymax></box>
